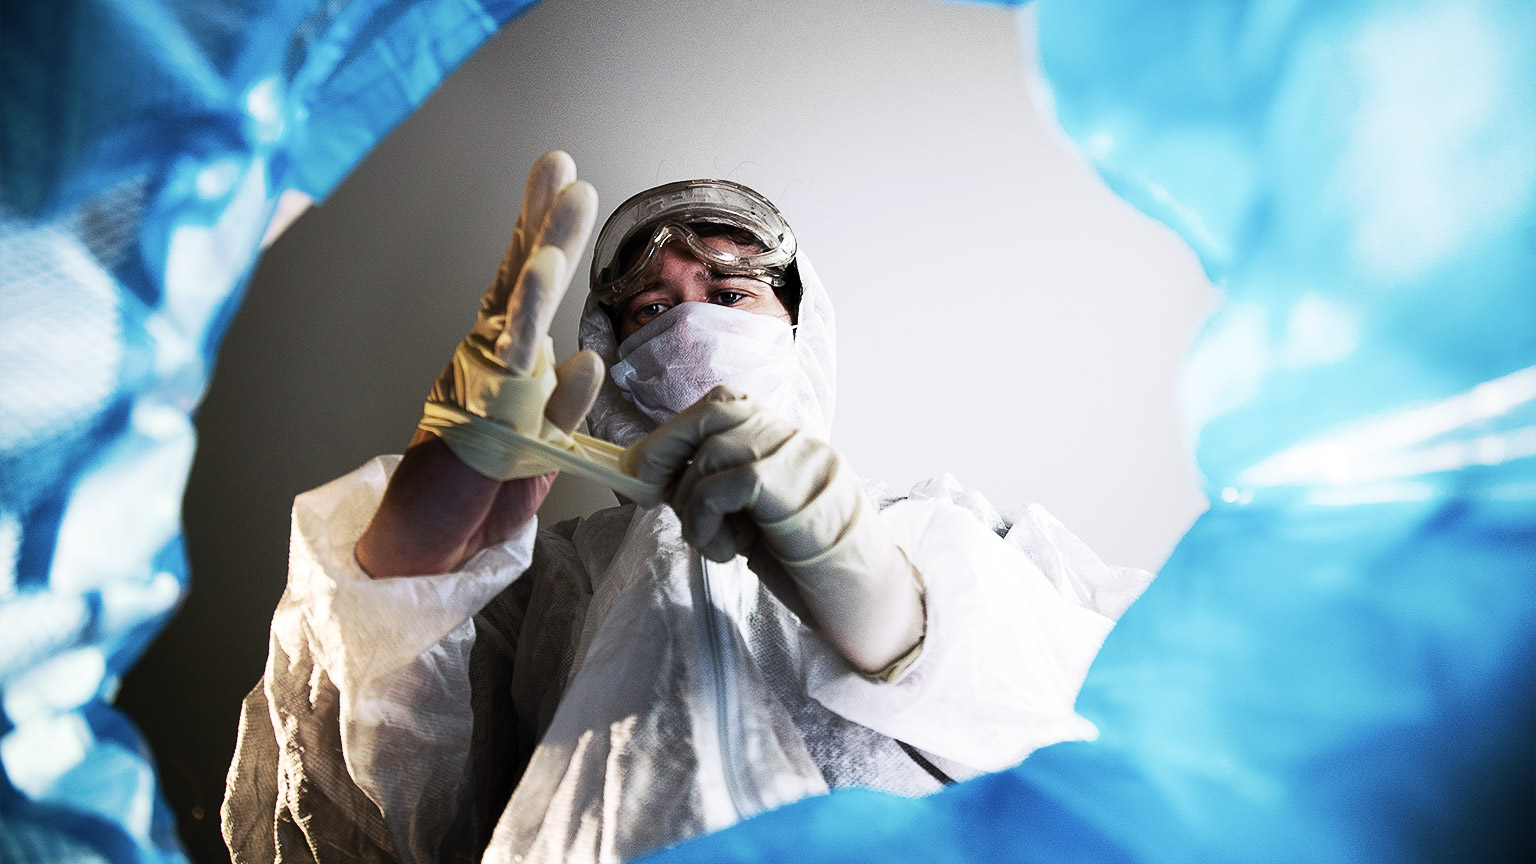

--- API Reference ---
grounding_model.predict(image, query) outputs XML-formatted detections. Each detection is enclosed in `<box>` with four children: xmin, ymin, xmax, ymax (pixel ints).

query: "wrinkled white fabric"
<box><xmin>610</xmin><ymin>303</ymin><xmax>812</xmax><ymax>432</ymax></box>
<box><xmin>800</xmin><ymin>498</ymin><xmax>1107</xmax><ymax>768</ymax></box>
<box><xmin>257</xmin><ymin>456</ymin><xmax>540</xmax><ymax>864</ymax></box>
<box><xmin>223</xmin><ymin>247</ymin><xmax>1154</xmax><ymax>864</ymax></box>
<box><xmin>229</xmin><ymin>457</ymin><xmax>1144</xmax><ymax>864</ymax></box>
<box><xmin>285</xmin><ymin>457</ymin><xmax>538</xmax><ymax>700</ymax></box>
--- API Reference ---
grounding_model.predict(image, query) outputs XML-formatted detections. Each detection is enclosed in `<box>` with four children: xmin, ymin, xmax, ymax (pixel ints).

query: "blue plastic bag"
<box><xmin>0</xmin><ymin>1</ymin><xmax>536</xmax><ymax>859</ymax></box>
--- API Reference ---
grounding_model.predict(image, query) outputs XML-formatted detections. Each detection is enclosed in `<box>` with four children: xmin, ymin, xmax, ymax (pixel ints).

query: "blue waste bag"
<box><xmin>643</xmin><ymin>0</ymin><xmax>1535</xmax><ymax>862</ymax></box>
<box><xmin>0</xmin><ymin>1</ymin><xmax>536</xmax><ymax>859</ymax></box>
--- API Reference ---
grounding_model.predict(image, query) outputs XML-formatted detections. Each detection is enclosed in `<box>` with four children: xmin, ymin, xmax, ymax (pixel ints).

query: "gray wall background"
<box><xmin>119</xmin><ymin>1</ymin><xmax>1214</xmax><ymax>860</ymax></box>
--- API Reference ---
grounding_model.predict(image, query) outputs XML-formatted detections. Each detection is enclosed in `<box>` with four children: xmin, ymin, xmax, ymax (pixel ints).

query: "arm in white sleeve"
<box><xmin>801</xmin><ymin>476</ymin><xmax>1154</xmax><ymax>775</ymax></box>
<box><xmin>245</xmin><ymin>455</ymin><xmax>537</xmax><ymax>864</ymax></box>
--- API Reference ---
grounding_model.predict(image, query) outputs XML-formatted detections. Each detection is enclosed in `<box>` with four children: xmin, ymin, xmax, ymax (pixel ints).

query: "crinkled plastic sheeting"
<box><xmin>644</xmin><ymin>1</ymin><xmax>1535</xmax><ymax>863</ymax></box>
<box><xmin>0</xmin><ymin>1</ymin><xmax>536</xmax><ymax>859</ymax></box>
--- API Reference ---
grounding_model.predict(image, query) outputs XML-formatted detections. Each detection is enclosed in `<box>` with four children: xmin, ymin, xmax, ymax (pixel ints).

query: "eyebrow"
<box><xmin>705</xmin><ymin>271</ymin><xmax>769</xmax><ymax>289</ymax></box>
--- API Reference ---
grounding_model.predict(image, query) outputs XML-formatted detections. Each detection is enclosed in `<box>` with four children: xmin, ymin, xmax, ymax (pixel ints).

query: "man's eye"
<box><xmin>712</xmin><ymin>291</ymin><xmax>746</xmax><ymax>306</ymax></box>
<box><xmin>635</xmin><ymin>302</ymin><xmax>666</xmax><ymax>320</ymax></box>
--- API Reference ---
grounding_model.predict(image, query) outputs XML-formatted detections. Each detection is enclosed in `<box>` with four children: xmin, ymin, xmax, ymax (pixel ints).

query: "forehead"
<box><xmin>617</xmin><ymin>245</ymin><xmax>715</xmax><ymax>306</ymax></box>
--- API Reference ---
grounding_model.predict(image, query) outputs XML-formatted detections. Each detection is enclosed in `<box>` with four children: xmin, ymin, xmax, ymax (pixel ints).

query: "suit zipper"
<box><xmin>695</xmin><ymin>554</ymin><xmax>769</xmax><ymax>822</ymax></box>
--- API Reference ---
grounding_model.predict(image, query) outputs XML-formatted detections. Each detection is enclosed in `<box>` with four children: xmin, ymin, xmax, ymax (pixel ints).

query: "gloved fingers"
<box><xmin>545</xmin><ymin>349</ymin><xmax>604</xmax><ymax>434</ymax></box>
<box><xmin>677</xmin><ymin>463</ymin><xmax>764</xmax><ymax>559</ymax></box>
<box><xmin>697</xmin><ymin>514</ymin><xmax>757</xmax><ymax>563</ymax></box>
<box><xmin>697</xmin><ymin>526</ymin><xmax>739</xmax><ymax>563</ymax></box>
<box><xmin>534</xmin><ymin>179</ymin><xmax>598</xmax><ymax>273</ymax></box>
<box><xmin>687</xmin><ymin>412</ymin><xmax>794</xmax><ymax>475</ymax></box>
<box><xmin>495</xmin><ymin>180</ymin><xmax>597</xmax><ymax>371</ymax></box>
<box><xmin>622</xmin><ymin>386</ymin><xmax>760</xmax><ymax>484</ymax></box>
<box><xmin>483</xmin><ymin>151</ymin><xmax>576</xmax><ymax>316</ymax></box>
<box><xmin>678</xmin><ymin>424</ymin><xmax>833</xmax><ymax>531</ymax></box>
<box><xmin>668</xmin><ymin>421</ymin><xmax>785</xmax><ymax>525</ymax></box>
<box><xmin>496</xmin><ymin>246</ymin><xmax>568</xmax><ymax>373</ymax></box>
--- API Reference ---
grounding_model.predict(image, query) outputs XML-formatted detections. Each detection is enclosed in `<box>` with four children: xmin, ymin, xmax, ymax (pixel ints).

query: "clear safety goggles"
<box><xmin>590</xmin><ymin>179</ymin><xmax>797</xmax><ymax>305</ymax></box>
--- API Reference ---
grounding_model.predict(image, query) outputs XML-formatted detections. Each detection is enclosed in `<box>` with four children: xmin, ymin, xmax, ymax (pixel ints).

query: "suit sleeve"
<box><xmin>221</xmin><ymin>456</ymin><xmax>538</xmax><ymax>864</ymax></box>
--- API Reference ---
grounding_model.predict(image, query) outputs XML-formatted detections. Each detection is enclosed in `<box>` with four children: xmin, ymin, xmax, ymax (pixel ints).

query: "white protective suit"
<box><xmin>221</xmin><ymin>254</ymin><xmax>1154</xmax><ymax>864</ymax></box>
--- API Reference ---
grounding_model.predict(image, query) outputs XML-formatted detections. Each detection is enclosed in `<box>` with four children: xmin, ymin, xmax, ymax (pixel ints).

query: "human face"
<box><xmin>614</xmin><ymin>236</ymin><xmax>791</xmax><ymax>341</ymax></box>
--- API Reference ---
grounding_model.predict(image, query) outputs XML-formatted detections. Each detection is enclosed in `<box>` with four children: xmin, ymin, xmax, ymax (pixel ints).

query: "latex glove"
<box><xmin>421</xmin><ymin>151</ymin><xmax>604</xmax><ymax>477</ymax></box>
<box><xmin>624</xmin><ymin>386</ymin><xmax>926</xmax><ymax>678</ymax></box>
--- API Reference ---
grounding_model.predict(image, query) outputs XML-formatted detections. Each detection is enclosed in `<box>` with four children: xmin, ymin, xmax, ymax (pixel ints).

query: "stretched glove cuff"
<box><xmin>420</xmin><ymin>336</ymin><xmax>562</xmax><ymax>480</ymax></box>
<box><xmin>418</xmin><ymin>403</ymin><xmax>570</xmax><ymax>481</ymax></box>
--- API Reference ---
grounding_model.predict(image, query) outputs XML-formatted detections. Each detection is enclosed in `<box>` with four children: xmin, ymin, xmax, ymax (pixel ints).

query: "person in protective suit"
<box><xmin>221</xmin><ymin>151</ymin><xmax>1152</xmax><ymax>864</ymax></box>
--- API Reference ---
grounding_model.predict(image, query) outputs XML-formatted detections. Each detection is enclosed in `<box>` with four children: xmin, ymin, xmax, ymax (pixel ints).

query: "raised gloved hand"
<box><xmin>419</xmin><ymin>150</ymin><xmax>605</xmax><ymax>478</ymax></box>
<box><xmin>357</xmin><ymin>152</ymin><xmax>602</xmax><ymax>578</ymax></box>
<box><xmin>624</xmin><ymin>386</ymin><xmax>926</xmax><ymax>678</ymax></box>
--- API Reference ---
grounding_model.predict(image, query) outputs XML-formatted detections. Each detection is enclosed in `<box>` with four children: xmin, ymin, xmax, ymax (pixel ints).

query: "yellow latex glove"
<box><xmin>420</xmin><ymin>151</ymin><xmax>604</xmax><ymax>479</ymax></box>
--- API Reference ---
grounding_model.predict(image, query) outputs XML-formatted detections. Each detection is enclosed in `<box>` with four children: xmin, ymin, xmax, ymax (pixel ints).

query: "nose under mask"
<box><xmin>610</xmin><ymin>302</ymin><xmax>802</xmax><ymax>426</ymax></box>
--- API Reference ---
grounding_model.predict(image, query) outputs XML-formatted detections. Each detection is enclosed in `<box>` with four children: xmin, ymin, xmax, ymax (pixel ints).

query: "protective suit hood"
<box><xmin>579</xmin><ymin>254</ymin><xmax>837</xmax><ymax>447</ymax></box>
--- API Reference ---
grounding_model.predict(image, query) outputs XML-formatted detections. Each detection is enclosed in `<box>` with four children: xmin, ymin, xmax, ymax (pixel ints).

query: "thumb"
<box><xmin>545</xmin><ymin>349</ymin><xmax>604</xmax><ymax>435</ymax></box>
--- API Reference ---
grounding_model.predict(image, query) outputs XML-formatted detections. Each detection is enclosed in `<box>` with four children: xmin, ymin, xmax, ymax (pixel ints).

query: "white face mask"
<box><xmin>610</xmin><ymin>302</ymin><xmax>804</xmax><ymax>427</ymax></box>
